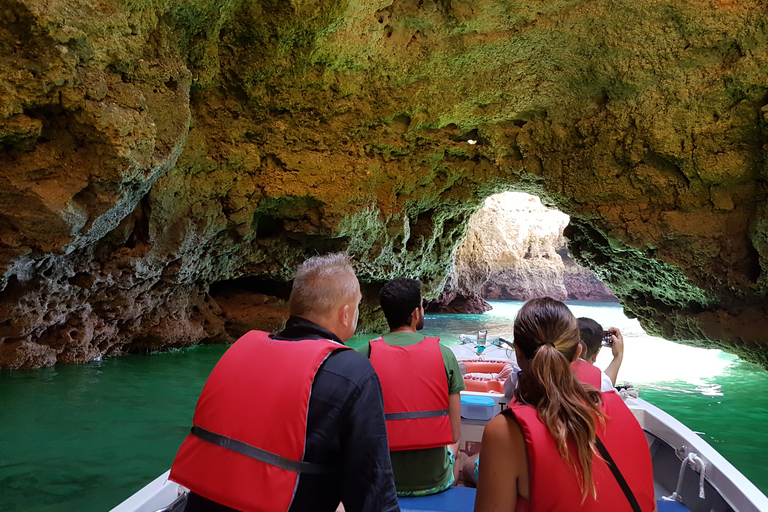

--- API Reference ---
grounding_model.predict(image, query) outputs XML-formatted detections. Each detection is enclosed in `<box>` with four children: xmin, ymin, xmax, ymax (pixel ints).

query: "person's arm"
<box><xmin>448</xmin><ymin>393</ymin><xmax>462</xmax><ymax>444</ymax></box>
<box><xmin>502</xmin><ymin>364</ymin><xmax>519</xmax><ymax>399</ymax></box>
<box><xmin>338</xmin><ymin>371</ymin><xmax>399</xmax><ymax>512</ymax></box>
<box><xmin>603</xmin><ymin>327</ymin><xmax>624</xmax><ymax>386</ymax></box>
<box><xmin>474</xmin><ymin>413</ymin><xmax>527</xmax><ymax>512</ymax></box>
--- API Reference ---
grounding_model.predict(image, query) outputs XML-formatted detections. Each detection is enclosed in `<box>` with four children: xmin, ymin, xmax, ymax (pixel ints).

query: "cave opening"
<box><xmin>431</xmin><ymin>191</ymin><xmax>616</xmax><ymax>313</ymax></box>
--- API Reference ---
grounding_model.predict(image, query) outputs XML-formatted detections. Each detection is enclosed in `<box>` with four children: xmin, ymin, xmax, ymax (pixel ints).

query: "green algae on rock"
<box><xmin>2</xmin><ymin>0</ymin><xmax>768</xmax><ymax>368</ymax></box>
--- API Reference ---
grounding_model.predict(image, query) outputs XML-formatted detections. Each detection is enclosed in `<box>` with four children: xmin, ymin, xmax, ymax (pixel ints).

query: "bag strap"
<box><xmin>595</xmin><ymin>436</ymin><xmax>642</xmax><ymax>512</ymax></box>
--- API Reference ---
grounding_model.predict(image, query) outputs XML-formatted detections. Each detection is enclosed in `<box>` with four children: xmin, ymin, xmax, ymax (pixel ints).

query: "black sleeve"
<box><xmin>338</xmin><ymin>369</ymin><xmax>400</xmax><ymax>512</ymax></box>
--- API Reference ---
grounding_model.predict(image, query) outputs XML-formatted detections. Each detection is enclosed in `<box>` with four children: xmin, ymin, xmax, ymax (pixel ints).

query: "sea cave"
<box><xmin>2</xmin><ymin>0</ymin><xmax>768</xmax><ymax>369</ymax></box>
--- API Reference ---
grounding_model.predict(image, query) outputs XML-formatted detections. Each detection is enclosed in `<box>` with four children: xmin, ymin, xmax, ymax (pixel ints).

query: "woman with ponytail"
<box><xmin>474</xmin><ymin>298</ymin><xmax>656</xmax><ymax>512</ymax></box>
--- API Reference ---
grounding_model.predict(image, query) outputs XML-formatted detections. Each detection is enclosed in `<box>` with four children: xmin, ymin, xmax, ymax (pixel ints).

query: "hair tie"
<box><xmin>530</xmin><ymin>341</ymin><xmax>555</xmax><ymax>358</ymax></box>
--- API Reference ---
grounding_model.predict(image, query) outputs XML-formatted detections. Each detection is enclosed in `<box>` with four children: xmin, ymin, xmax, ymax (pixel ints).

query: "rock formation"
<box><xmin>560</xmin><ymin>250</ymin><xmax>618</xmax><ymax>303</ymax></box>
<box><xmin>2</xmin><ymin>0</ymin><xmax>768</xmax><ymax>368</ymax></box>
<box><xmin>433</xmin><ymin>192</ymin><xmax>616</xmax><ymax>313</ymax></box>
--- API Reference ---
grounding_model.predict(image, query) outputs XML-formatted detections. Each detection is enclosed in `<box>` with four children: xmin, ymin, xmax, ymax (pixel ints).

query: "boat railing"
<box><xmin>152</xmin><ymin>492</ymin><xmax>187</xmax><ymax>512</ymax></box>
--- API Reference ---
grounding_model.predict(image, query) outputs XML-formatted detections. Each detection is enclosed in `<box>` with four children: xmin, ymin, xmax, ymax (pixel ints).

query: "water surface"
<box><xmin>1</xmin><ymin>301</ymin><xmax>766</xmax><ymax>511</ymax></box>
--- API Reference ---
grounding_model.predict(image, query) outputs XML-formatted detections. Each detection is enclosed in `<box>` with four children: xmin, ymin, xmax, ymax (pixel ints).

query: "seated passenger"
<box><xmin>357</xmin><ymin>278</ymin><xmax>465</xmax><ymax>496</ymax></box>
<box><xmin>577</xmin><ymin>317</ymin><xmax>625</xmax><ymax>389</ymax></box>
<box><xmin>170</xmin><ymin>253</ymin><xmax>399</xmax><ymax>512</ymax></box>
<box><xmin>475</xmin><ymin>297</ymin><xmax>656</xmax><ymax>512</ymax></box>
<box><xmin>501</xmin><ymin>318</ymin><xmax>624</xmax><ymax>397</ymax></box>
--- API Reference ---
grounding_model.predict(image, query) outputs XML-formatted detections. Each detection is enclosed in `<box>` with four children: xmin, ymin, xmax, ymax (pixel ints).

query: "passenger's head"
<box><xmin>577</xmin><ymin>317</ymin><xmax>603</xmax><ymax>363</ymax></box>
<box><xmin>379</xmin><ymin>278</ymin><xmax>424</xmax><ymax>331</ymax></box>
<box><xmin>512</xmin><ymin>297</ymin><xmax>604</xmax><ymax>501</ymax></box>
<box><xmin>513</xmin><ymin>297</ymin><xmax>581</xmax><ymax>365</ymax></box>
<box><xmin>289</xmin><ymin>253</ymin><xmax>361</xmax><ymax>342</ymax></box>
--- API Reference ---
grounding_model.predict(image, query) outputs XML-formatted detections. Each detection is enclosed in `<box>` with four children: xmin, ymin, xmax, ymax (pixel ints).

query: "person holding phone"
<box><xmin>577</xmin><ymin>318</ymin><xmax>625</xmax><ymax>387</ymax></box>
<box><xmin>474</xmin><ymin>298</ymin><xmax>656</xmax><ymax>512</ymax></box>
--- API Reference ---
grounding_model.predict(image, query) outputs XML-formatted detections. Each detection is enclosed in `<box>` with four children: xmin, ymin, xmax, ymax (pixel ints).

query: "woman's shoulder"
<box><xmin>478</xmin><ymin>410</ymin><xmax>530</xmax><ymax>504</ymax></box>
<box><xmin>483</xmin><ymin>410</ymin><xmax>525</xmax><ymax>449</ymax></box>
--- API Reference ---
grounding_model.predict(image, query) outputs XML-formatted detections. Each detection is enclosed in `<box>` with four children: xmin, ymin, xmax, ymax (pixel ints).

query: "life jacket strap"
<box><xmin>385</xmin><ymin>408</ymin><xmax>449</xmax><ymax>421</ymax></box>
<box><xmin>190</xmin><ymin>426</ymin><xmax>331</xmax><ymax>475</ymax></box>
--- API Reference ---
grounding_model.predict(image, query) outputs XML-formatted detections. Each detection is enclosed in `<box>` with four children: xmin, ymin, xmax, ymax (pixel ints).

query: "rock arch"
<box><xmin>432</xmin><ymin>192</ymin><xmax>616</xmax><ymax>314</ymax></box>
<box><xmin>1</xmin><ymin>0</ymin><xmax>767</xmax><ymax>368</ymax></box>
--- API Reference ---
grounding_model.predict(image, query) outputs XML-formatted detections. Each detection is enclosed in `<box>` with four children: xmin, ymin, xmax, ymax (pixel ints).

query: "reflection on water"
<box><xmin>1</xmin><ymin>301</ymin><xmax>767</xmax><ymax>512</ymax></box>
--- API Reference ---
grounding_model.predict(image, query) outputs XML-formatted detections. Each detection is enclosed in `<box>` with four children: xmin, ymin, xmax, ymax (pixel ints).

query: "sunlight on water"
<box><xmin>378</xmin><ymin>300</ymin><xmax>739</xmax><ymax>391</ymax></box>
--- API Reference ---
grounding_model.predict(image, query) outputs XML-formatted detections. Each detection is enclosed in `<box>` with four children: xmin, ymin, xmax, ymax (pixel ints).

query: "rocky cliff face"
<box><xmin>2</xmin><ymin>0</ymin><xmax>768</xmax><ymax>368</ymax></box>
<box><xmin>434</xmin><ymin>192</ymin><xmax>615</xmax><ymax>312</ymax></box>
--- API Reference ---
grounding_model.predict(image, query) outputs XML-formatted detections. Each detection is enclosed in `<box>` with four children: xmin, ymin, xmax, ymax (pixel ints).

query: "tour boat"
<box><xmin>111</xmin><ymin>340</ymin><xmax>768</xmax><ymax>512</ymax></box>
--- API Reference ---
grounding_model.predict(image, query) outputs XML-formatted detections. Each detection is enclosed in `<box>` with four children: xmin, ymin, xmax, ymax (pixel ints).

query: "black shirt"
<box><xmin>185</xmin><ymin>317</ymin><xmax>400</xmax><ymax>512</ymax></box>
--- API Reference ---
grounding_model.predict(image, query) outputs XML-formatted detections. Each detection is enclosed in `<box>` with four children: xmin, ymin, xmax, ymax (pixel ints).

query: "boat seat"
<box><xmin>656</xmin><ymin>499</ymin><xmax>692</xmax><ymax>512</ymax></box>
<box><xmin>398</xmin><ymin>486</ymin><xmax>476</xmax><ymax>512</ymax></box>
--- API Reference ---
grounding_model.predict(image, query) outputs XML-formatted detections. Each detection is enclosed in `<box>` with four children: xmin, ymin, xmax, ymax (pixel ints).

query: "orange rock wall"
<box><xmin>1</xmin><ymin>0</ymin><xmax>768</xmax><ymax>368</ymax></box>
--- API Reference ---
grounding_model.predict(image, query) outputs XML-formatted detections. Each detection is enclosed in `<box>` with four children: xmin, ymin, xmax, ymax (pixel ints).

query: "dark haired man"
<box><xmin>577</xmin><ymin>317</ymin><xmax>625</xmax><ymax>390</ymax></box>
<box><xmin>170</xmin><ymin>253</ymin><xmax>399</xmax><ymax>512</ymax></box>
<box><xmin>357</xmin><ymin>278</ymin><xmax>465</xmax><ymax>497</ymax></box>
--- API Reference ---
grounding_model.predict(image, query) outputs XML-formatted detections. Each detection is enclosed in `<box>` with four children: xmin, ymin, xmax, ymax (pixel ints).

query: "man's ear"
<box><xmin>410</xmin><ymin>306</ymin><xmax>420</xmax><ymax>325</ymax></box>
<box><xmin>339</xmin><ymin>304</ymin><xmax>351</xmax><ymax>327</ymax></box>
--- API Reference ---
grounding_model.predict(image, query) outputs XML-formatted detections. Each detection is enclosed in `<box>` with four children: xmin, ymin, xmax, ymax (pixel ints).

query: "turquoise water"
<box><xmin>1</xmin><ymin>301</ymin><xmax>766</xmax><ymax>511</ymax></box>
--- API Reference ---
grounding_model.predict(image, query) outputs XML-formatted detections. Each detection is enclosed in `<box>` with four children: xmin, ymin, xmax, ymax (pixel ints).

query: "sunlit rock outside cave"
<box><xmin>433</xmin><ymin>191</ymin><xmax>616</xmax><ymax>313</ymax></box>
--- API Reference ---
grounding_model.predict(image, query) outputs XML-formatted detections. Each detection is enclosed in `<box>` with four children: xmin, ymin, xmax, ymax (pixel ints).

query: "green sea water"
<box><xmin>1</xmin><ymin>301</ymin><xmax>767</xmax><ymax>511</ymax></box>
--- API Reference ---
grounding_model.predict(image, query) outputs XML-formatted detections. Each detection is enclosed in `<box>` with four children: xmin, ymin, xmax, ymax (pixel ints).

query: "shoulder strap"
<box><xmin>595</xmin><ymin>436</ymin><xmax>642</xmax><ymax>512</ymax></box>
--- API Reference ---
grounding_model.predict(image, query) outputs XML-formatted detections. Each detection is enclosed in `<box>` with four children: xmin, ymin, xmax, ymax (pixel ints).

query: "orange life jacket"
<box><xmin>509</xmin><ymin>377</ymin><xmax>655</xmax><ymax>511</ymax></box>
<box><xmin>169</xmin><ymin>330</ymin><xmax>350</xmax><ymax>512</ymax></box>
<box><xmin>571</xmin><ymin>358</ymin><xmax>602</xmax><ymax>388</ymax></box>
<box><xmin>369</xmin><ymin>336</ymin><xmax>453</xmax><ymax>451</ymax></box>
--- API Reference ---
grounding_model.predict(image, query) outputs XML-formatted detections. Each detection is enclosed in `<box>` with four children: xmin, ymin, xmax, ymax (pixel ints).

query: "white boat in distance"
<box><xmin>112</xmin><ymin>341</ymin><xmax>768</xmax><ymax>512</ymax></box>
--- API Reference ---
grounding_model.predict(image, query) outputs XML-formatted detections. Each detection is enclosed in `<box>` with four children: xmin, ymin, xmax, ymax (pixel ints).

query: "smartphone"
<box><xmin>601</xmin><ymin>331</ymin><xmax>612</xmax><ymax>346</ymax></box>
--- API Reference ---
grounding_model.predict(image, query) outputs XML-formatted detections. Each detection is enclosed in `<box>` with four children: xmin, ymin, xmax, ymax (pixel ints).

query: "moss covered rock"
<box><xmin>1</xmin><ymin>0</ymin><xmax>768</xmax><ymax>368</ymax></box>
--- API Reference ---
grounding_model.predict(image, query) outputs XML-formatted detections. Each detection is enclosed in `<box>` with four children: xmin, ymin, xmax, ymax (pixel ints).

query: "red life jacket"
<box><xmin>169</xmin><ymin>330</ymin><xmax>350</xmax><ymax>512</ymax></box>
<box><xmin>509</xmin><ymin>391</ymin><xmax>655</xmax><ymax>512</ymax></box>
<box><xmin>369</xmin><ymin>336</ymin><xmax>453</xmax><ymax>451</ymax></box>
<box><xmin>571</xmin><ymin>358</ymin><xmax>602</xmax><ymax>388</ymax></box>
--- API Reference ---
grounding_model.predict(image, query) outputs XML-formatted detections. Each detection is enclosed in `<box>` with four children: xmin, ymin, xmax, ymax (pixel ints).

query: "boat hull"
<box><xmin>112</xmin><ymin>395</ymin><xmax>768</xmax><ymax>512</ymax></box>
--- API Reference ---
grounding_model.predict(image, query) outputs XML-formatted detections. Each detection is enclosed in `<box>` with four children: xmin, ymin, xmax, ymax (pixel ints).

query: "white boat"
<box><xmin>112</xmin><ymin>342</ymin><xmax>768</xmax><ymax>512</ymax></box>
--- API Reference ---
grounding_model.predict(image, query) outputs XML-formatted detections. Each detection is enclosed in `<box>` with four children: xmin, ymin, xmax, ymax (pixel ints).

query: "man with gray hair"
<box><xmin>171</xmin><ymin>253</ymin><xmax>400</xmax><ymax>512</ymax></box>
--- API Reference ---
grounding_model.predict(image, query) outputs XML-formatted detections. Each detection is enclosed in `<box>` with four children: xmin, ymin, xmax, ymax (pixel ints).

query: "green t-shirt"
<box><xmin>356</xmin><ymin>331</ymin><xmax>466</xmax><ymax>492</ymax></box>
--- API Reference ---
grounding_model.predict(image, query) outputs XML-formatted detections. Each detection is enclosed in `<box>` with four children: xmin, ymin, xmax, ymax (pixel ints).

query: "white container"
<box><xmin>460</xmin><ymin>395</ymin><xmax>495</xmax><ymax>420</ymax></box>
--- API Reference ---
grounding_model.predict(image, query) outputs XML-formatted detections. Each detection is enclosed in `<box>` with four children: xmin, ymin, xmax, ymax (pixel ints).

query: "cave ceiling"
<box><xmin>1</xmin><ymin>0</ymin><xmax>768</xmax><ymax>368</ymax></box>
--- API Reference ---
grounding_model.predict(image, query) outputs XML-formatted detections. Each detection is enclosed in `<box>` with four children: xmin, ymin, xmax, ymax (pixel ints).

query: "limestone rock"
<box><xmin>561</xmin><ymin>251</ymin><xmax>617</xmax><ymax>302</ymax></box>
<box><xmin>1</xmin><ymin>0</ymin><xmax>768</xmax><ymax>368</ymax></box>
<box><xmin>434</xmin><ymin>192</ymin><xmax>615</xmax><ymax>313</ymax></box>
